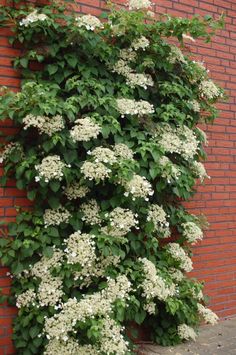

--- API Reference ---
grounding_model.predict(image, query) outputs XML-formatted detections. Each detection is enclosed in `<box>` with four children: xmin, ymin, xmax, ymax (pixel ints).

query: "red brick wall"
<box><xmin>0</xmin><ymin>0</ymin><xmax>236</xmax><ymax>353</ymax></box>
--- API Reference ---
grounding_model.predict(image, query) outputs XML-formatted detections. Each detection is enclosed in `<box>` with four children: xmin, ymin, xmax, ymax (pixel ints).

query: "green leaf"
<box><xmin>50</xmin><ymin>180</ymin><xmax>60</xmax><ymax>192</ymax></box>
<box><xmin>48</xmin><ymin>196</ymin><xmax>60</xmax><ymax>209</ymax></box>
<box><xmin>47</xmin><ymin>64</ymin><xmax>58</xmax><ymax>75</ymax></box>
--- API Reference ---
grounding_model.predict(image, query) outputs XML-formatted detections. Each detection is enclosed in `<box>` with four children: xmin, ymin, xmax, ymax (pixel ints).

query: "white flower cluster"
<box><xmin>76</xmin><ymin>14</ymin><xmax>103</xmax><ymax>31</ymax></box>
<box><xmin>89</xmin><ymin>147</ymin><xmax>117</xmax><ymax>164</ymax></box>
<box><xmin>44</xmin><ymin>275</ymin><xmax>131</xmax><ymax>341</ymax></box>
<box><xmin>116</xmin><ymin>98</ymin><xmax>154</xmax><ymax>117</ymax></box>
<box><xmin>124</xmin><ymin>174</ymin><xmax>154</xmax><ymax>201</ymax></box>
<box><xmin>44</xmin><ymin>338</ymin><xmax>96</xmax><ymax>355</ymax></box>
<box><xmin>159</xmin><ymin>156</ymin><xmax>180</xmax><ymax>183</ymax></box>
<box><xmin>177</xmin><ymin>324</ymin><xmax>197</xmax><ymax>341</ymax></box>
<box><xmin>168</xmin><ymin>46</ymin><xmax>187</xmax><ymax>64</ymax></box>
<box><xmin>22</xmin><ymin>114</ymin><xmax>64</xmax><ymax>136</ymax></box>
<box><xmin>80</xmin><ymin>199</ymin><xmax>101</xmax><ymax>225</ymax></box>
<box><xmin>166</xmin><ymin>243</ymin><xmax>193</xmax><ymax>272</ymax></box>
<box><xmin>74</xmin><ymin>254</ymin><xmax>121</xmax><ymax>289</ymax></box>
<box><xmin>31</xmin><ymin>250</ymin><xmax>63</xmax><ymax>279</ymax></box>
<box><xmin>132</xmin><ymin>36</ymin><xmax>150</xmax><ymax>51</ymax></box>
<box><xmin>19</xmin><ymin>10</ymin><xmax>48</xmax><ymax>27</ymax></box>
<box><xmin>197</xmin><ymin>303</ymin><xmax>219</xmax><ymax>325</ymax></box>
<box><xmin>81</xmin><ymin>161</ymin><xmax>111</xmax><ymax>181</ymax></box>
<box><xmin>38</xmin><ymin>277</ymin><xmax>63</xmax><ymax>307</ymax></box>
<box><xmin>20</xmin><ymin>250</ymin><xmax>64</xmax><ymax>308</ymax></box>
<box><xmin>43</xmin><ymin>206</ymin><xmax>71</xmax><ymax>227</ymax></box>
<box><xmin>147</xmin><ymin>204</ymin><xmax>170</xmax><ymax>237</ymax></box>
<box><xmin>16</xmin><ymin>289</ymin><xmax>36</xmax><ymax>308</ymax></box>
<box><xmin>188</xmin><ymin>99</ymin><xmax>201</xmax><ymax>113</ymax></box>
<box><xmin>100</xmin><ymin>317</ymin><xmax>129</xmax><ymax>355</ymax></box>
<box><xmin>35</xmin><ymin>155</ymin><xmax>68</xmax><ymax>182</ymax></box>
<box><xmin>64</xmin><ymin>232</ymin><xmax>96</xmax><ymax>267</ymax></box>
<box><xmin>0</xmin><ymin>142</ymin><xmax>23</xmax><ymax>164</ymax></box>
<box><xmin>182</xmin><ymin>221</ymin><xmax>203</xmax><ymax>244</ymax></box>
<box><xmin>114</xmin><ymin>143</ymin><xmax>134</xmax><ymax>160</ymax></box>
<box><xmin>81</xmin><ymin>144</ymin><xmax>134</xmax><ymax>182</ymax></box>
<box><xmin>113</xmin><ymin>48</ymin><xmax>153</xmax><ymax>89</ymax></box>
<box><xmin>158</xmin><ymin>124</ymin><xmax>199</xmax><ymax>160</ymax></box>
<box><xmin>143</xmin><ymin>301</ymin><xmax>156</xmax><ymax>315</ymax></box>
<box><xmin>140</xmin><ymin>258</ymin><xmax>175</xmax><ymax>303</ymax></box>
<box><xmin>191</xmin><ymin>161</ymin><xmax>209</xmax><ymax>182</ymax></box>
<box><xmin>199</xmin><ymin>80</ymin><xmax>222</xmax><ymax>100</ymax></box>
<box><xmin>64</xmin><ymin>182</ymin><xmax>90</xmax><ymax>200</ymax></box>
<box><xmin>169</xmin><ymin>268</ymin><xmax>184</xmax><ymax>282</ymax></box>
<box><xmin>70</xmin><ymin>117</ymin><xmax>101</xmax><ymax>142</ymax></box>
<box><xmin>128</xmin><ymin>0</ymin><xmax>152</xmax><ymax>10</ymax></box>
<box><xmin>102</xmin><ymin>207</ymin><xmax>139</xmax><ymax>237</ymax></box>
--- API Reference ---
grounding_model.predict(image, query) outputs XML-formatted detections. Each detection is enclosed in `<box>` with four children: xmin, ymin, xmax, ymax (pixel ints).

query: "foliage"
<box><xmin>0</xmin><ymin>0</ymin><xmax>224</xmax><ymax>354</ymax></box>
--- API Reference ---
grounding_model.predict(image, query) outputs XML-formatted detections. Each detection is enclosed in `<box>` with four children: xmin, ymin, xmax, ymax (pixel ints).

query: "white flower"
<box><xmin>19</xmin><ymin>10</ymin><xmax>48</xmax><ymax>27</ymax></box>
<box><xmin>114</xmin><ymin>143</ymin><xmax>134</xmax><ymax>160</ymax></box>
<box><xmin>35</xmin><ymin>155</ymin><xmax>68</xmax><ymax>182</ymax></box>
<box><xmin>147</xmin><ymin>204</ymin><xmax>170</xmax><ymax>237</ymax></box>
<box><xmin>128</xmin><ymin>0</ymin><xmax>152</xmax><ymax>10</ymax></box>
<box><xmin>191</xmin><ymin>161</ymin><xmax>209</xmax><ymax>182</ymax></box>
<box><xmin>159</xmin><ymin>156</ymin><xmax>180</xmax><ymax>182</ymax></box>
<box><xmin>44</xmin><ymin>275</ymin><xmax>131</xmax><ymax>341</ymax></box>
<box><xmin>22</xmin><ymin>114</ymin><xmax>64</xmax><ymax>136</ymax></box>
<box><xmin>158</xmin><ymin>124</ymin><xmax>199</xmax><ymax>160</ymax></box>
<box><xmin>140</xmin><ymin>258</ymin><xmax>175</xmax><ymax>301</ymax></box>
<box><xmin>131</xmin><ymin>36</ymin><xmax>150</xmax><ymax>51</ymax></box>
<box><xmin>64</xmin><ymin>182</ymin><xmax>90</xmax><ymax>200</ymax></box>
<box><xmin>123</xmin><ymin>174</ymin><xmax>154</xmax><ymax>200</ymax></box>
<box><xmin>178</xmin><ymin>324</ymin><xmax>197</xmax><ymax>341</ymax></box>
<box><xmin>166</xmin><ymin>243</ymin><xmax>193</xmax><ymax>272</ymax></box>
<box><xmin>80</xmin><ymin>199</ymin><xmax>101</xmax><ymax>225</ymax></box>
<box><xmin>38</xmin><ymin>276</ymin><xmax>63</xmax><ymax>307</ymax></box>
<box><xmin>0</xmin><ymin>142</ymin><xmax>23</xmax><ymax>163</ymax></box>
<box><xmin>76</xmin><ymin>14</ymin><xmax>103</xmax><ymax>31</ymax></box>
<box><xmin>168</xmin><ymin>45</ymin><xmax>187</xmax><ymax>64</ymax></box>
<box><xmin>188</xmin><ymin>99</ymin><xmax>201</xmax><ymax>113</ymax></box>
<box><xmin>90</xmin><ymin>147</ymin><xmax>117</xmax><ymax>164</ymax></box>
<box><xmin>182</xmin><ymin>221</ymin><xmax>203</xmax><ymax>244</ymax></box>
<box><xmin>197</xmin><ymin>303</ymin><xmax>219</xmax><ymax>325</ymax></box>
<box><xmin>16</xmin><ymin>289</ymin><xmax>36</xmax><ymax>308</ymax></box>
<box><xmin>116</xmin><ymin>98</ymin><xmax>154</xmax><ymax>117</ymax></box>
<box><xmin>102</xmin><ymin>207</ymin><xmax>139</xmax><ymax>237</ymax></box>
<box><xmin>43</xmin><ymin>206</ymin><xmax>71</xmax><ymax>227</ymax></box>
<box><xmin>199</xmin><ymin>80</ymin><xmax>222</xmax><ymax>100</ymax></box>
<box><xmin>70</xmin><ymin>117</ymin><xmax>101</xmax><ymax>142</ymax></box>
<box><xmin>64</xmin><ymin>232</ymin><xmax>97</xmax><ymax>267</ymax></box>
<box><xmin>81</xmin><ymin>161</ymin><xmax>111</xmax><ymax>181</ymax></box>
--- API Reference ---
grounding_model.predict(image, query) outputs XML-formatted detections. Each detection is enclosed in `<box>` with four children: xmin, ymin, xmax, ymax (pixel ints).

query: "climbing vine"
<box><xmin>0</xmin><ymin>0</ymin><xmax>224</xmax><ymax>354</ymax></box>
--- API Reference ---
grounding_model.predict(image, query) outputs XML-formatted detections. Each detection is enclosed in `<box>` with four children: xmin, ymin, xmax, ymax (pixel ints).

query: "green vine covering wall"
<box><xmin>0</xmin><ymin>0</ymin><xmax>225</xmax><ymax>354</ymax></box>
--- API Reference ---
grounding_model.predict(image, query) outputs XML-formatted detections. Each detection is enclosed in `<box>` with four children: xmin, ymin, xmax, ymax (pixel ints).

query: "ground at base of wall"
<box><xmin>138</xmin><ymin>317</ymin><xmax>236</xmax><ymax>355</ymax></box>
